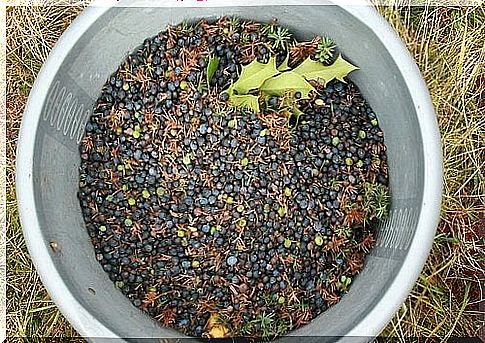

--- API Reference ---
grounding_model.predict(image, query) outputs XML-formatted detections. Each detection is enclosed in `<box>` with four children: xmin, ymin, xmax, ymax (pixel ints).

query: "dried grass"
<box><xmin>378</xmin><ymin>5</ymin><xmax>484</xmax><ymax>339</ymax></box>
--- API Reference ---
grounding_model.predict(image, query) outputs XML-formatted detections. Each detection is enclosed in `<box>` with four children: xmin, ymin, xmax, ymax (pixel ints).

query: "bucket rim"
<box><xmin>16</xmin><ymin>1</ymin><xmax>443</xmax><ymax>341</ymax></box>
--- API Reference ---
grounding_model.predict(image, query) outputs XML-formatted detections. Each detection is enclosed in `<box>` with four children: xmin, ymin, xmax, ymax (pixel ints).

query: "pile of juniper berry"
<box><xmin>78</xmin><ymin>17</ymin><xmax>389</xmax><ymax>338</ymax></box>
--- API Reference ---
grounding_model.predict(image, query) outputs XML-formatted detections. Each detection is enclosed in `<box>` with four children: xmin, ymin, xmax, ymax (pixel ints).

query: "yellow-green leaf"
<box><xmin>278</xmin><ymin>54</ymin><xmax>291</xmax><ymax>72</ymax></box>
<box><xmin>260</xmin><ymin>71</ymin><xmax>315</xmax><ymax>99</ymax></box>
<box><xmin>293</xmin><ymin>54</ymin><xmax>358</xmax><ymax>85</ymax></box>
<box><xmin>229</xmin><ymin>94</ymin><xmax>260</xmax><ymax>113</ymax></box>
<box><xmin>232</xmin><ymin>57</ymin><xmax>279</xmax><ymax>94</ymax></box>
<box><xmin>291</xmin><ymin>106</ymin><xmax>304</xmax><ymax>118</ymax></box>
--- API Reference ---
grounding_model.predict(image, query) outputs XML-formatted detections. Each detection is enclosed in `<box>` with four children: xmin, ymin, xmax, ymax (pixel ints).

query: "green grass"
<box><xmin>6</xmin><ymin>5</ymin><xmax>484</xmax><ymax>340</ymax></box>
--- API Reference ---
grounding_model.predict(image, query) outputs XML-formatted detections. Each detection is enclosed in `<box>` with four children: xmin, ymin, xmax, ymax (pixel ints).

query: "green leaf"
<box><xmin>293</xmin><ymin>54</ymin><xmax>358</xmax><ymax>85</ymax></box>
<box><xmin>206</xmin><ymin>55</ymin><xmax>220</xmax><ymax>86</ymax></box>
<box><xmin>260</xmin><ymin>71</ymin><xmax>315</xmax><ymax>99</ymax></box>
<box><xmin>229</xmin><ymin>94</ymin><xmax>260</xmax><ymax>113</ymax></box>
<box><xmin>291</xmin><ymin>106</ymin><xmax>304</xmax><ymax>118</ymax></box>
<box><xmin>232</xmin><ymin>57</ymin><xmax>279</xmax><ymax>94</ymax></box>
<box><xmin>278</xmin><ymin>54</ymin><xmax>291</xmax><ymax>72</ymax></box>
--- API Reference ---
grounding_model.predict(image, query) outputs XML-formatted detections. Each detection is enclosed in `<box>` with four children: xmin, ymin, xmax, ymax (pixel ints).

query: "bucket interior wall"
<box><xmin>32</xmin><ymin>5</ymin><xmax>424</xmax><ymax>340</ymax></box>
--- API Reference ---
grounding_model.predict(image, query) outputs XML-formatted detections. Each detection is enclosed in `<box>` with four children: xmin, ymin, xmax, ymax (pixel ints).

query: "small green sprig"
<box><xmin>268</xmin><ymin>26</ymin><xmax>292</xmax><ymax>51</ymax></box>
<box><xmin>315</xmin><ymin>37</ymin><xmax>336</xmax><ymax>64</ymax></box>
<box><xmin>363</xmin><ymin>182</ymin><xmax>390</xmax><ymax>221</ymax></box>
